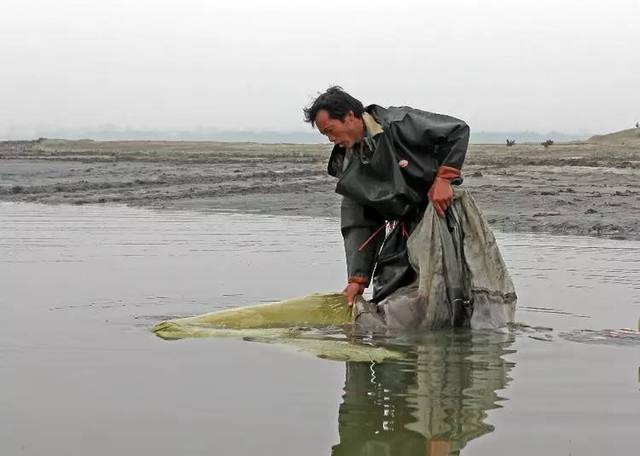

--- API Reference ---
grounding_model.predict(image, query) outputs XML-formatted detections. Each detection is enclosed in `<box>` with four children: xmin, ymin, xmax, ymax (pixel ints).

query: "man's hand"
<box><xmin>428</xmin><ymin>177</ymin><xmax>453</xmax><ymax>217</ymax></box>
<box><xmin>343</xmin><ymin>282</ymin><xmax>366</xmax><ymax>306</ymax></box>
<box><xmin>428</xmin><ymin>166</ymin><xmax>461</xmax><ymax>217</ymax></box>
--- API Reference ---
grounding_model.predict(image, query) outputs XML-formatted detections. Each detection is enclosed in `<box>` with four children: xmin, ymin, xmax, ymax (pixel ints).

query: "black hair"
<box><xmin>303</xmin><ymin>86</ymin><xmax>365</xmax><ymax>127</ymax></box>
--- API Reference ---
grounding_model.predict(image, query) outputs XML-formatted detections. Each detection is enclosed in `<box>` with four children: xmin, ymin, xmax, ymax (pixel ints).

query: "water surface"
<box><xmin>1</xmin><ymin>203</ymin><xmax>638</xmax><ymax>455</ymax></box>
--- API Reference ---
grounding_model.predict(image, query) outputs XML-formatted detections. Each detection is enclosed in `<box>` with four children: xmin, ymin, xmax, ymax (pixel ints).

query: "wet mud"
<box><xmin>2</xmin><ymin>138</ymin><xmax>639</xmax><ymax>240</ymax></box>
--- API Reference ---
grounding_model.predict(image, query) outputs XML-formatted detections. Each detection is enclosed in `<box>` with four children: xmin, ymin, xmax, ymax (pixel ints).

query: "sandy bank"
<box><xmin>1</xmin><ymin>139</ymin><xmax>639</xmax><ymax>240</ymax></box>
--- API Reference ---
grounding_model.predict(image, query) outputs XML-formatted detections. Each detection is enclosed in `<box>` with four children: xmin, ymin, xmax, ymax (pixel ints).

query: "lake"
<box><xmin>1</xmin><ymin>203</ymin><xmax>638</xmax><ymax>455</ymax></box>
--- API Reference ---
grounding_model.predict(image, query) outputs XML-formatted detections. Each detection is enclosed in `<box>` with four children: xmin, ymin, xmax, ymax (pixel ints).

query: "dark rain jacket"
<box><xmin>327</xmin><ymin>104</ymin><xmax>470</xmax><ymax>291</ymax></box>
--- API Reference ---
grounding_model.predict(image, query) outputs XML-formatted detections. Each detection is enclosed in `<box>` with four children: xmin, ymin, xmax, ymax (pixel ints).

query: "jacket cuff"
<box><xmin>348</xmin><ymin>275</ymin><xmax>369</xmax><ymax>287</ymax></box>
<box><xmin>436</xmin><ymin>165</ymin><xmax>461</xmax><ymax>180</ymax></box>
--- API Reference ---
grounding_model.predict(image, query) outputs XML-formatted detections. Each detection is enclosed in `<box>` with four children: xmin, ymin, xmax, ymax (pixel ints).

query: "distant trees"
<box><xmin>506</xmin><ymin>139</ymin><xmax>516</xmax><ymax>147</ymax></box>
<box><xmin>541</xmin><ymin>139</ymin><xmax>554</xmax><ymax>148</ymax></box>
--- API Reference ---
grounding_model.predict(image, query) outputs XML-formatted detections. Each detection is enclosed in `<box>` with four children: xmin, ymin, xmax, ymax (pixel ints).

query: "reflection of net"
<box><xmin>332</xmin><ymin>332</ymin><xmax>514</xmax><ymax>456</ymax></box>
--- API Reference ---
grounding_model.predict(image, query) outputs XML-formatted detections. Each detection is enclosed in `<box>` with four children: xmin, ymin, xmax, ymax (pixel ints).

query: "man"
<box><xmin>303</xmin><ymin>86</ymin><xmax>470</xmax><ymax>306</ymax></box>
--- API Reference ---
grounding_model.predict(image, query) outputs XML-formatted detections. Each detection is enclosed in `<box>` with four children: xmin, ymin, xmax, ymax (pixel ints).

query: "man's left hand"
<box><xmin>428</xmin><ymin>177</ymin><xmax>453</xmax><ymax>217</ymax></box>
<box><xmin>428</xmin><ymin>166</ymin><xmax>461</xmax><ymax>217</ymax></box>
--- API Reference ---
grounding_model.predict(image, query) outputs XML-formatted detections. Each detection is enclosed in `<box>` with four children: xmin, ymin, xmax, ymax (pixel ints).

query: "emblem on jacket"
<box><xmin>398</xmin><ymin>159</ymin><xmax>409</xmax><ymax>168</ymax></box>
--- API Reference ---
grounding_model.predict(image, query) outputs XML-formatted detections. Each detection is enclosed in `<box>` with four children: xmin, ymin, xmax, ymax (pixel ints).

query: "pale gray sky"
<box><xmin>1</xmin><ymin>0</ymin><xmax>638</xmax><ymax>137</ymax></box>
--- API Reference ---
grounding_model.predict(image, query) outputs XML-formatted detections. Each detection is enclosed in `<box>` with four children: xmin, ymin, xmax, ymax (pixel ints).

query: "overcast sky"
<box><xmin>1</xmin><ymin>0</ymin><xmax>638</xmax><ymax>137</ymax></box>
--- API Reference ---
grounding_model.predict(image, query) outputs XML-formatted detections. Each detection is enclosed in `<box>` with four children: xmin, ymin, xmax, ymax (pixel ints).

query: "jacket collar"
<box><xmin>362</xmin><ymin>111</ymin><xmax>383</xmax><ymax>137</ymax></box>
<box><xmin>326</xmin><ymin>111</ymin><xmax>384</xmax><ymax>177</ymax></box>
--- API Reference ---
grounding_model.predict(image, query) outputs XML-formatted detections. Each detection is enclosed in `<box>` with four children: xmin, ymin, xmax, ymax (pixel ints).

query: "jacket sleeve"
<box><xmin>393</xmin><ymin>110</ymin><xmax>470</xmax><ymax>170</ymax></box>
<box><xmin>341</xmin><ymin>196</ymin><xmax>385</xmax><ymax>285</ymax></box>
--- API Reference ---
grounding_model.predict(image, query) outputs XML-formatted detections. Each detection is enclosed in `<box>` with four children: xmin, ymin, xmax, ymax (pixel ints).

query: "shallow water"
<box><xmin>1</xmin><ymin>202</ymin><xmax>638</xmax><ymax>455</ymax></box>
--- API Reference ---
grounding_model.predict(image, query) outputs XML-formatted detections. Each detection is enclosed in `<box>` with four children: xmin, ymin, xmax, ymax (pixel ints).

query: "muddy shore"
<box><xmin>1</xmin><ymin>138</ymin><xmax>639</xmax><ymax>240</ymax></box>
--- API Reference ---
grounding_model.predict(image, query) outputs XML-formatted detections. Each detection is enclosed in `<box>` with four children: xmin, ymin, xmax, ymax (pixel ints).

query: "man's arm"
<box><xmin>393</xmin><ymin>110</ymin><xmax>470</xmax><ymax>215</ymax></box>
<box><xmin>341</xmin><ymin>196</ymin><xmax>385</xmax><ymax>304</ymax></box>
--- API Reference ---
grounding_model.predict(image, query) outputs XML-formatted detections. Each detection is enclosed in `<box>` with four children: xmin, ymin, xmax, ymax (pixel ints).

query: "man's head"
<box><xmin>303</xmin><ymin>86</ymin><xmax>365</xmax><ymax>148</ymax></box>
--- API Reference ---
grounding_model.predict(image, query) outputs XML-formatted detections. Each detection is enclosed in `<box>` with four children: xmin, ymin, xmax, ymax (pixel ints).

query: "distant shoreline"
<box><xmin>0</xmin><ymin>127</ymin><xmax>592</xmax><ymax>144</ymax></box>
<box><xmin>1</xmin><ymin>138</ymin><xmax>639</xmax><ymax>241</ymax></box>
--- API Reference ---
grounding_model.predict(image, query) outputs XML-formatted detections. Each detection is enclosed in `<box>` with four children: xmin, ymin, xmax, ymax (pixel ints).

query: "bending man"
<box><xmin>303</xmin><ymin>87</ymin><xmax>469</xmax><ymax>306</ymax></box>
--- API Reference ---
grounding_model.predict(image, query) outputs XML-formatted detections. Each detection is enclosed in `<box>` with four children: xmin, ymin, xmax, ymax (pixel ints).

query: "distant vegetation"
<box><xmin>505</xmin><ymin>139</ymin><xmax>516</xmax><ymax>147</ymax></box>
<box><xmin>470</xmin><ymin>131</ymin><xmax>587</xmax><ymax>144</ymax></box>
<box><xmin>541</xmin><ymin>139</ymin><xmax>554</xmax><ymax>148</ymax></box>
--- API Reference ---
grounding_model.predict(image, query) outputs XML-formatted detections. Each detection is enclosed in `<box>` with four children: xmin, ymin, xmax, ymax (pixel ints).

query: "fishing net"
<box><xmin>356</xmin><ymin>187</ymin><xmax>517</xmax><ymax>330</ymax></box>
<box><xmin>153</xmin><ymin>188</ymin><xmax>516</xmax><ymax>345</ymax></box>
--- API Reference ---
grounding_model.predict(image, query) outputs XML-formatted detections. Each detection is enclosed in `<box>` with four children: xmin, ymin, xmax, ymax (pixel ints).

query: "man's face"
<box><xmin>315</xmin><ymin>109</ymin><xmax>363</xmax><ymax>149</ymax></box>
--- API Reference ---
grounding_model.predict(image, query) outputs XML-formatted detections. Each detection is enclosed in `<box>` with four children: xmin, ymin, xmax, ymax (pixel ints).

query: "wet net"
<box><xmin>356</xmin><ymin>187</ymin><xmax>517</xmax><ymax>330</ymax></box>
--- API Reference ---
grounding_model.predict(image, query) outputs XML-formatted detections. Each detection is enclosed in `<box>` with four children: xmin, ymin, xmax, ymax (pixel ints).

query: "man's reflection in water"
<box><xmin>332</xmin><ymin>331</ymin><xmax>515</xmax><ymax>456</ymax></box>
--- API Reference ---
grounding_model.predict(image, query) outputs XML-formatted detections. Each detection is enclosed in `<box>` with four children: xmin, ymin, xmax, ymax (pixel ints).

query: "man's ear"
<box><xmin>344</xmin><ymin>111</ymin><xmax>355</xmax><ymax>122</ymax></box>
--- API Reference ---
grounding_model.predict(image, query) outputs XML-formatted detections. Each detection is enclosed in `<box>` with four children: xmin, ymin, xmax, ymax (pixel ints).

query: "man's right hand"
<box><xmin>343</xmin><ymin>282</ymin><xmax>366</xmax><ymax>306</ymax></box>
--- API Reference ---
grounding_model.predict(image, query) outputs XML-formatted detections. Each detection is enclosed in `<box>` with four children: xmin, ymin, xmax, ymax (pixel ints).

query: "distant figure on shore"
<box><xmin>506</xmin><ymin>139</ymin><xmax>516</xmax><ymax>146</ymax></box>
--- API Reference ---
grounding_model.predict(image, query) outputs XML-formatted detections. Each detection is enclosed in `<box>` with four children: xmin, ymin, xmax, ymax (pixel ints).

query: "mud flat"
<box><xmin>1</xmin><ymin>136</ymin><xmax>639</xmax><ymax>240</ymax></box>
